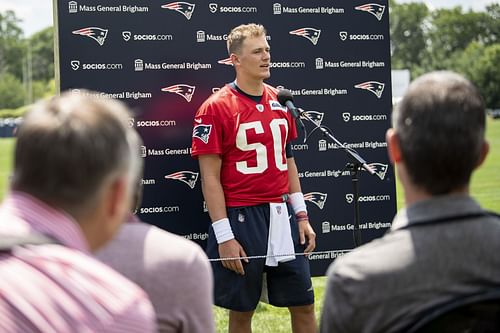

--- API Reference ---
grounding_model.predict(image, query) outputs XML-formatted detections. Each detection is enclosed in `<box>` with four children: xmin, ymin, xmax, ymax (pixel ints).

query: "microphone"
<box><xmin>277</xmin><ymin>89</ymin><xmax>302</xmax><ymax>120</ymax></box>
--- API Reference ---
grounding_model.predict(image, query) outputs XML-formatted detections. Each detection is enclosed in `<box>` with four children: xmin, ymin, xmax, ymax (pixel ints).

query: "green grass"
<box><xmin>0</xmin><ymin>118</ymin><xmax>499</xmax><ymax>332</ymax></box>
<box><xmin>0</xmin><ymin>138</ymin><xmax>14</xmax><ymax>200</ymax></box>
<box><xmin>470</xmin><ymin>118</ymin><xmax>500</xmax><ymax>211</ymax></box>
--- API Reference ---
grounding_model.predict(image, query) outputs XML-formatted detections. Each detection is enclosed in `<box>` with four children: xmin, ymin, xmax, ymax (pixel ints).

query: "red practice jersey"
<box><xmin>191</xmin><ymin>83</ymin><xmax>298</xmax><ymax>207</ymax></box>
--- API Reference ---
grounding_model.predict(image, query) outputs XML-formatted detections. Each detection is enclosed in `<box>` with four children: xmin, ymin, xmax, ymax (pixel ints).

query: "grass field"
<box><xmin>0</xmin><ymin>118</ymin><xmax>499</xmax><ymax>332</ymax></box>
<box><xmin>0</xmin><ymin>138</ymin><xmax>14</xmax><ymax>200</ymax></box>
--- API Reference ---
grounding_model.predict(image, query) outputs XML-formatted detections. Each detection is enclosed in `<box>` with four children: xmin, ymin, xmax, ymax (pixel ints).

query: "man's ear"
<box><xmin>78</xmin><ymin>175</ymin><xmax>129</xmax><ymax>252</ymax></box>
<box><xmin>230</xmin><ymin>53</ymin><xmax>240</xmax><ymax>66</ymax></box>
<box><xmin>386</xmin><ymin>128</ymin><xmax>402</xmax><ymax>164</ymax></box>
<box><xmin>106</xmin><ymin>175</ymin><xmax>129</xmax><ymax>220</ymax></box>
<box><xmin>475</xmin><ymin>140</ymin><xmax>490</xmax><ymax>169</ymax></box>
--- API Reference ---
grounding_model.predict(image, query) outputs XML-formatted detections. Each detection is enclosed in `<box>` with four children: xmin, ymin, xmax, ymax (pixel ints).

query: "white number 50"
<box><xmin>235</xmin><ymin>119</ymin><xmax>288</xmax><ymax>174</ymax></box>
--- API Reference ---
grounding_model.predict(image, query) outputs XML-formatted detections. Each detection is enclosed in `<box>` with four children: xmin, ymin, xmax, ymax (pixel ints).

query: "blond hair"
<box><xmin>227</xmin><ymin>23</ymin><xmax>266</xmax><ymax>55</ymax></box>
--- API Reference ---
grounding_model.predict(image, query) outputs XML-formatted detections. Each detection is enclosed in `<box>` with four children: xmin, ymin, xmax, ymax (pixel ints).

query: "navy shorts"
<box><xmin>206</xmin><ymin>203</ymin><xmax>314</xmax><ymax>312</ymax></box>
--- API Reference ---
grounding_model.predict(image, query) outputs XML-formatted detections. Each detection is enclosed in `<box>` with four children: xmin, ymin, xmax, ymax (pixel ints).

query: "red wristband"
<box><xmin>295</xmin><ymin>211</ymin><xmax>308</xmax><ymax>222</ymax></box>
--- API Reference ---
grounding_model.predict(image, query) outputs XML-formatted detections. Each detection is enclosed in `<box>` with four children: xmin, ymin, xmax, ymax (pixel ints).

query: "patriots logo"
<box><xmin>304</xmin><ymin>192</ymin><xmax>328</xmax><ymax>210</ymax></box>
<box><xmin>302</xmin><ymin>111</ymin><xmax>324</xmax><ymax>126</ymax></box>
<box><xmin>161</xmin><ymin>84</ymin><xmax>195</xmax><ymax>102</ymax></box>
<box><xmin>161</xmin><ymin>2</ymin><xmax>195</xmax><ymax>20</ymax></box>
<box><xmin>355</xmin><ymin>3</ymin><xmax>386</xmax><ymax>21</ymax></box>
<box><xmin>354</xmin><ymin>81</ymin><xmax>385</xmax><ymax>98</ymax></box>
<box><xmin>193</xmin><ymin>124</ymin><xmax>212</xmax><ymax>144</ymax></box>
<box><xmin>217</xmin><ymin>57</ymin><xmax>233</xmax><ymax>66</ymax></box>
<box><xmin>72</xmin><ymin>27</ymin><xmax>108</xmax><ymax>46</ymax></box>
<box><xmin>165</xmin><ymin>171</ymin><xmax>199</xmax><ymax>189</ymax></box>
<box><xmin>238</xmin><ymin>213</ymin><xmax>245</xmax><ymax>222</ymax></box>
<box><xmin>366</xmin><ymin>163</ymin><xmax>388</xmax><ymax>180</ymax></box>
<box><xmin>289</xmin><ymin>28</ymin><xmax>321</xmax><ymax>45</ymax></box>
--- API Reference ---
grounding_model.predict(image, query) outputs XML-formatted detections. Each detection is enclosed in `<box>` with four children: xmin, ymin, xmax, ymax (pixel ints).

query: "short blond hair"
<box><xmin>227</xmin><ymin>23</ymin><xmax>266</xmax><ymax>55</ymax></box>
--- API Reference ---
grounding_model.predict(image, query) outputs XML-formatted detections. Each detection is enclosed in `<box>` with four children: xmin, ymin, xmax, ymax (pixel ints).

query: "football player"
<box><xmin>192</xmin><ymin>23</ymin><xmax>316</xmax><ymax>333</ymax></box>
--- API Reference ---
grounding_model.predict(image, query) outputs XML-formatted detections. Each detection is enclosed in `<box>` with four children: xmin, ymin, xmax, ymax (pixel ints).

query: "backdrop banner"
<box><xmin>55</xmin><ymin>0</ymin><xmax>396</xmax><ymax>276</ymax></box>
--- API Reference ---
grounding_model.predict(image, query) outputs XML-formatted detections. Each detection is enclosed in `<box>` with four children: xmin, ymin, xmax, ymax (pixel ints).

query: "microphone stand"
<box><xmin>297</xmin><ymin>109</ymin><xmax>377</xmax><ymax>248</ymax></box>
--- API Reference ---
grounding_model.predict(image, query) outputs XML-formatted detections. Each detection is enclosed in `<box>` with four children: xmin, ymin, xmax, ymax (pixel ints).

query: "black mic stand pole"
<box><xmin>348</xmin><ymin>162</ymin><xmax>362</xmax><ymax>246</ymax></box>
<box><xmin>298</xmin><ymin>109</ymin><xmax>376</xmax><ymax>248</ymax></box>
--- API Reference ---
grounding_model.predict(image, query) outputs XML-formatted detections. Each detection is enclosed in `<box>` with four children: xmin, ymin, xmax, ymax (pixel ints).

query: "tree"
<box><xmin>389</xmin><ymin>1</ymin><xmax>430</xmax><ymax>71</ymax></box>
<box><xmin>0</xmin><ymin>12</ymin><xmax>56</xmax><ymax>109</ymax></box>
<box><xmin>423</xmin><ymin>7</ymin><xmax>497</xmax><ymax>71</ymax></box>
<box><xmin>0</xmin><ymin>10</ymin><xmax>25</xmax><ymax>79</ymax></box>
<box><xmin>482</xmin><ymin>4</ymin><xmax>500</xmax><ymax>45</ymax></box>
<box><xmin>29</xmin><ymin>27</ymin><xmax>54</xmax><ymax>82</ymax></box>
<box><xmin>454</xmin><ymin>42</ymin><xmax>500</xmax><ymax>108</ymax></box>
<box><xmin>389</xmin><ymin>0</ymin><xmax>500</xmax><ymax>100</ymax></box>
<box><xmin>0</xmin><ymin>73</ymin><xmax>26</xmax><ymax>109</ymax></box>
<box><xmin>430</xmin><ymin>8</ymin><xmax>486</xmax><ymax>53</ymax></box>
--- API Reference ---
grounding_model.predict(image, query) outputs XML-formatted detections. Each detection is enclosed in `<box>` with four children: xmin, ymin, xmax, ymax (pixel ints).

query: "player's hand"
<box><xmin>298</xmin><ymin>220</ymin><xmax>316</xmax><ymax>255</ymax></box>
<box><xmin>218</xmin><ymin>239</ymin><xmax>248</xmax><ymax>275</ymax></box>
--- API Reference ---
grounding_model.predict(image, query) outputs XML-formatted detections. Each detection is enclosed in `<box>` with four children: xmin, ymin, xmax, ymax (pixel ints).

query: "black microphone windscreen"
<box><xmin>277</xmin><ymin>89</ymin><xmax>294</xmax><ymax>106</ymax></box>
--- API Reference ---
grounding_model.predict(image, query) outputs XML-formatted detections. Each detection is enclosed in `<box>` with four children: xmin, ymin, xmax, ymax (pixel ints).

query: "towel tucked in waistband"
<box><xmin>266</xmin><ymin>202</ymin><xmax>295</xmax><ymax>266</ymax></box>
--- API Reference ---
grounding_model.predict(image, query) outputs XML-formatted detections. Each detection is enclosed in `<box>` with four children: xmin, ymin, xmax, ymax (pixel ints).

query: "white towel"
<box><xmin>266</xmin><ymin>203</ymin><xmax>295</xmax><ymax>266</ymax></box>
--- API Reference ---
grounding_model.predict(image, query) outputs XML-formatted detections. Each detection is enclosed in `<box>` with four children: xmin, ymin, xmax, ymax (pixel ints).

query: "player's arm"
<box><xmin>198</xmin><ymin>154</ymin><xmax>226</xmax><ymax>221</ymax></box>
<box><xmin>287</xmin><ymin>157</ymin><xmax>316</xmax><ymax>254</ymax></box>
<box><xmin>198</xmin><ymin>154</ymin><xmax>248</xmax><ymax>275</ymax></box>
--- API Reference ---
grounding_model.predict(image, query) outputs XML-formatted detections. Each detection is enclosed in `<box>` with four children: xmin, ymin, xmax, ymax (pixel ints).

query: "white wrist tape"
<box><xmin>289</xmin><ymin>192</ymin><xmax>307</xmax><ymax>214</ymax></box>
<box><xmin>212</xmin><ymin>218</ymin><xmax>234</xmax><ymax>244</ymax></box>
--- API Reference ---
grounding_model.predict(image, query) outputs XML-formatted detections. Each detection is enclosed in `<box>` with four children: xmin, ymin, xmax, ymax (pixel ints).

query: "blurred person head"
<box><xmin>11</xmin><ymin>91</ymin><xmax>143</xmax><ymax>250</ymax></box>
<box><xmin>386</xmin><ymin>71</ymin><xmax>489</xmax><ymax>199</ymax></box>
<box><xmin>227</xmin><ymin>23</ymin><xmax>270</xmax><ymax>82</ymax></box>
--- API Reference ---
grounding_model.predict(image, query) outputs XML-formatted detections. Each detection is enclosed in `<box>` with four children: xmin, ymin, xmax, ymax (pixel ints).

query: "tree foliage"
<box><xmin>390</xmin><ymin>1</ymin><xmax>500</xmax><ymax>108</ymax></box>
<box><xmin>389</xmin><ymin>1</ymin><xmax>429</xmax><ymax>70</ymax></box>
<box><xmin>0</xmin><ymin>11</ymin><xmax>54</xmax><ymax>109</ymax></box>
<box><xmin>30</xmin><ymin>27</ymin><xmax>54</xmax><ymax>82</ymax></box>
<box><xmin>454</xmin><ymin>43</ymin><xmax>500</xmax><ymax>108</ymax></box>
<box><xmin>0</xmin><ymin>10</ymin><xmax>25</xmax><ymax>79</ymax></box>
<box><xmin>0</xmin><ymin>73</ymin><xmax>26</xmax><ymax>109</ymax></box>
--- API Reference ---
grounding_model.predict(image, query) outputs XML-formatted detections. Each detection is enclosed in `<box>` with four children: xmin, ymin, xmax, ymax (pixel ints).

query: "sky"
<box><xmin>0</xmin><ymin>0</ymin><xmax>495</xmax><ymax>37</ymax></box>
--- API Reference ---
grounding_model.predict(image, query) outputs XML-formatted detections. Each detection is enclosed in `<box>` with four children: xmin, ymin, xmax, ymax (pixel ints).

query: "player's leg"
<box><xmin>207</xmin><ymin>205</ymin><xmax>269</xmax><ymax>330</ymax></box>
<box><xmin>229</xmin><ymin>310</ymin><xmax>255</xmax><ymax>333</ymax></box>
<box><xmin>289</xmin><ymin>304</ymin><xmax>316</xmax><ymax>333</ymax></box>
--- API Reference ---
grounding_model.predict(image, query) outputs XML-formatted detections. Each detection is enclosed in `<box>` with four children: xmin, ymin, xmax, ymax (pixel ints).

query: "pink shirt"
<box><xmin>0</xmin><ymin>192</ymin><xmax>157</xmax><ymax>333</ymax></box>
<box><xmin>97</xmin><ymin>218</ymin><xmax>215</xmax><ymax>333</ymax></box>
